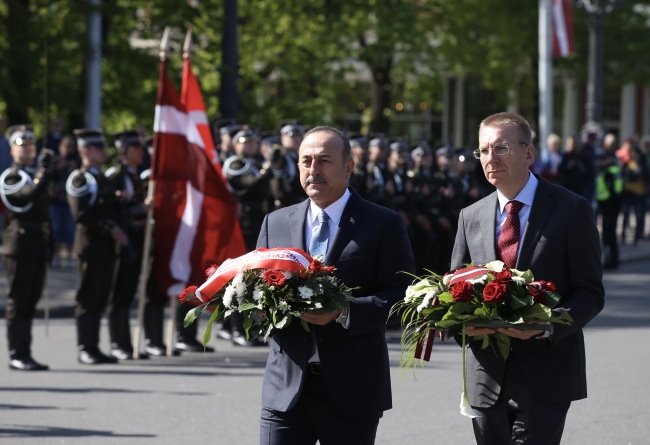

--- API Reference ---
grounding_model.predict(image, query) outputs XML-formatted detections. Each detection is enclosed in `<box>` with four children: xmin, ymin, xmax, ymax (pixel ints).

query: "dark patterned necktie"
<box><xmin>497</xmin><ymin>200</ymin><xmax>524</xmax><ymax>269</ymax></box>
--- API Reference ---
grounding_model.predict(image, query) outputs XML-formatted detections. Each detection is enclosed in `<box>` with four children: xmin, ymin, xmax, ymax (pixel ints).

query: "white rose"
<box><xmin>235</xmin><ymin>281</ymin><xmax>247</xmax><ymax>297</ymax></box>
<box><xmin>252</xmin><ymin>287</ymin><xmax>264</xmax><ymax>302</ymax></box>
<box><xmin>299</xmin><ymin>286</ymin><xmax>314</xmax><ymax>300</ymax></box>
<box><xmin>223</xmin><ymin>285</ymin><xmax>236</xmax><ymax>308</ymax></box>
<box><xmin>231</xmin><ymin>273</ymin><xmax>245</xmax><ymax>287</ymax></box>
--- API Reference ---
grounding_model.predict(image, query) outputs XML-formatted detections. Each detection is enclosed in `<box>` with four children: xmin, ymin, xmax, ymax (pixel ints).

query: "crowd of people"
<box><xmin>0</xmin><ymin>114</ymin><xmax>649</xmax><ymax>372</ymax></box>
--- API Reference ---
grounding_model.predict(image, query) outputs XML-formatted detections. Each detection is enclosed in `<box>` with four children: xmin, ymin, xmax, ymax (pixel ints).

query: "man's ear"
<box><xmin>345</xmin><ymin>159</ymin><xmax>354</xmax><ymax>179</ymax></box>
<box><xmin>525</xmin><ymin>145</ymin><xmax>535</xmax><ymax>166</ymax></box>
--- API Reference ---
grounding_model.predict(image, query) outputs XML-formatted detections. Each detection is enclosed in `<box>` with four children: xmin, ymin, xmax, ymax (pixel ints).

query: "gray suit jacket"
<box><xmin>451</xmin><ymin>177</ymin><xmax>605</xmax><ymax>407</ymax></box>
<box><xmin>257</xmin><ymin>188</ymin><xmax>415</xmax><ymax>415</ymax></box>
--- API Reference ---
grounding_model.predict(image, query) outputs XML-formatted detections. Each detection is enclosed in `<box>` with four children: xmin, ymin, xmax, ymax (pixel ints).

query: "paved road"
<box><xmin>0</xmin><ymin>260</ymin><xmax>648</xmax><ymax>444</ymax></box>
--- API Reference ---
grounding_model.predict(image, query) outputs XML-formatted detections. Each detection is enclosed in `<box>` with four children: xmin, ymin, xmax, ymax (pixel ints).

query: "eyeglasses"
<box><xmin>473</xmin><ymin>142</ymin><xmax>527</xmax><ymax>159</ymax></box>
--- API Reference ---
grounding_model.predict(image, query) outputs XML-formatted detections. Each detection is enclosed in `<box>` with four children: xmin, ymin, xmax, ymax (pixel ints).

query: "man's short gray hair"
<box><xmin>303</xmin><ymin>126</ymin><xmax>352</xmax><ymax>162</ymax></box>
<box><xmin>479</xmin><ymin>112</ymin><xmax>533</xmax><ymax>146</ymax></box>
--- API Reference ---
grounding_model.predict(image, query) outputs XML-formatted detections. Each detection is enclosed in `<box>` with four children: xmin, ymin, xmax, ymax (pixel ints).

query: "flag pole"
<box><xmin>164</xmin><ymin>27</ymin><xmax>194</xmax><ymax>358</ymax></box>
<box><xmin>132</xmin><ymin>26</ymin><xmax>170</xmax><ymax>360</ymax></box>
<box><xmin>539</xmin><ymin>0</ymin><xmax>553</xmax><ymax>151</ymax></box>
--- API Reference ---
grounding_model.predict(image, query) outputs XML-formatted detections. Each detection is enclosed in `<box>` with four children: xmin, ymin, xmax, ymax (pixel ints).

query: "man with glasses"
<box><xmin>451</xmin><ymin>112</ymin><xmax>604</xmax><ymax>445</ymax></box>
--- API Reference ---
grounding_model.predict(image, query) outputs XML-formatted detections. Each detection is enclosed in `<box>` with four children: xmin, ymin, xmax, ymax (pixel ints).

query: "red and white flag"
<box><xmin>552</xmin><ymin>0</ymin><xmax>574</xmax><ymax>58</ymax></box>
<box><xmin>152</xmin><ymin>58</ymin><xmax>246</xmax><ymax>297</ymax></box>
<box><xmin>181</xmin><ymin>58</ymin><xmax>220</xmax><ymax>168</ymax></box>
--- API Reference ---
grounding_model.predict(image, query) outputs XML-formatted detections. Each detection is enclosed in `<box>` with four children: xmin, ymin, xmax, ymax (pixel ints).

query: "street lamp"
<box><xmin>574</xmin><ymin>0</ymin><xmax>625</xmax><ymax>136</ymax></box>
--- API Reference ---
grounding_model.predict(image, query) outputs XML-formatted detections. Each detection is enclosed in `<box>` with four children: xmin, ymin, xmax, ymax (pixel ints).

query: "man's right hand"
<box><xmin>464</xmin><ymin>325</ymin><xmax>496</xmax><ymax>337</ymax></box>
<box><xmin>111</xmin><ymin>226</ymin><xmax>129</xmax><ymax>246</ymax></box>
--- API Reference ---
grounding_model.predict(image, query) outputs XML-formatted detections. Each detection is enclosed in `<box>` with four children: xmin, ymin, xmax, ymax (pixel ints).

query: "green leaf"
<box><xmin>300</xmin><ymin>318</ymin><xmax>310</xmax><ymax>332</ymax></box>
<box><xmin>202</xmin><ymin>306</ymin><xmax>221</xmax><ymax>348</ymax></box>
<box><xmin>243</xmin><ymin>315</ymin><xmax>254</xmax><ymax>340</ymax></box>
<box><xmin>437</xmin><ymin>291</ymin><xmax>454</xmax><ymax>303</ymax></box>
<box><xmin>275</xmin><ymin>314</ymin><xmax>290</xmax><ymax>329</ymax></box>
<box><xmin>494</xmin><ymin>333</ymin><xmax>511</xmax><ymax>360</ymax></box>
<box><xmin>238</xmin><ymin>302</ymin><xmax>258</xmax><ymax>312</ymax></box>
<box><xmin>509</xmin><ymin>294</ymin><xmax>533</xmax><ymax>309</ymax></box>
<box><xmin>184</xmin><ymin>303</ymin><xmax>209</xmax><ymax>328</ymax></box>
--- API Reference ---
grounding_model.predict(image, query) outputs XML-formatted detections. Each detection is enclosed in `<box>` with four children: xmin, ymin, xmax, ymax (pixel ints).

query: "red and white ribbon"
<box><xmin>447</xmin><ymin>266</ymin><xmax>490</xmax><ymax>286</ymax></box>
<box><xmin>195</xmin><ymin>248</ymin><xmax>313</xmax><ymax>303</ymax></box>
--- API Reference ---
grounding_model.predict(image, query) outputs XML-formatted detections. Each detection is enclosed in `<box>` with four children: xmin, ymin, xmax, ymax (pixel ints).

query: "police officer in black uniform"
<box><xmin>106</xmin><ymin>130</ymin><xmax>149</xmax><ymax>360</ymax></box>
<box><xmin>0</xmin><ymin>125</ymin><xmax>54</xmax><ymax>370</ymax></box>
<box><xmin>67</xmin><ymin>129</ymin><xmax>129</xmax><ymax>364</ymax></box>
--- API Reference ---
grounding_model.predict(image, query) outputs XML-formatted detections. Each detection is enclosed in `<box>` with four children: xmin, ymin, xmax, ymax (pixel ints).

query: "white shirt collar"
<box><xmin>309</xmin><ymin>188</ymin><xmax>352</xmax><ymax>225</ymax></box>
<box><xmin>496</xmin><ymin>173</ymin><xmax>538</xmax><ymax>214</ymax></box>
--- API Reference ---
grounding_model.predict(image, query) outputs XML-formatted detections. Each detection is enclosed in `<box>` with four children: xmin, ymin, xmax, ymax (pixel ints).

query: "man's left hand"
<box><xmin>301</xmin><ymin>309</ymin><xmax>342</xmax><ymax>326</ymax></box>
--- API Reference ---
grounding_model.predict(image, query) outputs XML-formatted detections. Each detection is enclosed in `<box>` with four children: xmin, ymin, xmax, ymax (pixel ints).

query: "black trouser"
<box><xmin>260</xmin><ymin>370</ymin><xmax>381</xmax><ymax>445</ymax></box>
<box><xmin>76</xmin><ymin>256</ymin><xmax>116</xmax><ymax>348</ymax></box>
<box><xmin>108</xmin><ymin>231</ymin><xmax>144</xmax><ymax>349</ymax></box>
<box><xmin>472</xmin><ymin>354</ymin><xmax>571</xmax><ymax>445</ymax></box>
<box><xmin>598</xmin><ymin>199</ymin><xmax>620</xmax><ymax>266</ymax></box>
<box><xmin>4</xmin><ymin>256</ymin><xmax>46</xmax><ymax>357</ymax></box>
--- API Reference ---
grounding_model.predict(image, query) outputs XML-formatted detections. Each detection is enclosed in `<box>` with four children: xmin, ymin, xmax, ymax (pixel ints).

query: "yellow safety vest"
<box><xmin>596</xmin><ymin>165</ymin><xmax>623</xmax><ymax>201</ymax></box>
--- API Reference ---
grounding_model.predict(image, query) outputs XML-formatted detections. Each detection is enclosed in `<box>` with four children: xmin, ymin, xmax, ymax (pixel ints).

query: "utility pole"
<box><xmin>220</xmin><ymin>0</ymin><xmax>239</xmax><ymax>119</ymax></box>
<box><xmin>575</xmin><ymin>0</ymin><xmax>625</xmax><ymax>135</ymax></box>
<box><xmin>86</xmin><ymin>0</ymin><xmax>102</xmax><ymax>128</ymax></box>
<box><xmin>539</xmin><ymin>0</ymin><xmax>553</xmax><ymax>150</ymax></box>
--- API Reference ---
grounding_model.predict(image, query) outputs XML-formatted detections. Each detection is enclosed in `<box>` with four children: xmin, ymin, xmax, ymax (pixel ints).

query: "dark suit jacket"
<box><xmin>256</xmin><ymin>188</ymin><xmax>415</xmax><ymax>416</ymax></box>
<box><xmin>451</xmin><ymin>176</ymin><xmax>604</xmax><ymax>408</ymax></box>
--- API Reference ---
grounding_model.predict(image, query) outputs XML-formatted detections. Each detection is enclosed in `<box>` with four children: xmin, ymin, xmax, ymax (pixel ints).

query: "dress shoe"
<box><xmin>110</xmin><ymin>347</ymin><xmax>149</xmax><ymax>360</ymax></box>
<box><xmin>9</xmin><ymin>355</ymin><xmax>49</xmax><ymax>371</ymax></box>
<box><xmin>175</xmin><ymin>337</ymin><xmax>215</xmax><ymax>353</ymax></box>
<box><xmin>231</xmin><ymin>332</ymin><xmax>267</xmax><ymax>347</ymax></box>
<box><xmin>216</xmin><ymin>328</ymin><xmax>233</xmax><ymax>341</ymax></box>
<box><xmin>145</xmin><ymin>343</ymin><xmax>181</xmax><ymax>357</ymax></box>
<box><xmin>78</xmin><ymin>347</ymin><xmax>119</xmax><ymax>364</ymax></box>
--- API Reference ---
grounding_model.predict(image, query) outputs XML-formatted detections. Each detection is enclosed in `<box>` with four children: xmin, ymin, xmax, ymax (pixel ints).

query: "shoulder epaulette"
<box><xmin>66</xmin><ymin>169</ymin><xmax>98</xmax><ymax>205</ymax></box>
<box><xmin>0</xmin><ymin>168</ymin><xmax>34</xmax><ymax>213</ymax></box>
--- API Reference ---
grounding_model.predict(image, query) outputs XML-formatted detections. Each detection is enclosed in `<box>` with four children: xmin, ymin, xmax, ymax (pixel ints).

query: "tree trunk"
<box><xmin>5</xmin><ymin>0</ymin><xmax>33</xmax><ymax>124</ymax></box>
<box><xmin>369</xmin><ymin>59</ymin><xmax>392</xmax><ymax>135</ymax></box>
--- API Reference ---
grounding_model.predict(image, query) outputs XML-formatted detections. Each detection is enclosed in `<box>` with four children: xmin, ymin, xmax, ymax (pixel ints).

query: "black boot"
<box><xmin>144</xmin><ymin>303</ymin><xmax>180</xmax><ymax>356</ymax></box>
<box><xmin>77</xmin><ymin>312</ymin><xmax>117</xmax><ymax>364</ymax></box>
<box><xmin>109</xmin><ymin>308</ymin><xmax>136</xmax><ymax>360</ymax></box>
<box><xmin>175</xmin><ymin>303</ymin><xmax>214</xmax><ymax>352</ymax></box>
<box><xmin>7</xmin><ymin>319</ymin><xmax>48</xmax><ymax>371</ymax></box>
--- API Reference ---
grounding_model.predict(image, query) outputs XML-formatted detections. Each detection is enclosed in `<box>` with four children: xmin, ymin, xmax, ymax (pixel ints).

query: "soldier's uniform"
<box><xmin>269</xmin><ymin>125</ymin><xmax>307</xmax><ymax>209</ymax></box>
<box><xmin>105</xmin><ymin>130</ymin><xmax>148</xmax><ymax>359</ymax></box>
<box><xmin>67</xmin><ymin>129</ymin><xmax>120</xmax><ymax>364</ymax></box>
<box><xmin>0</xmin><ymin>125</ymin><xmax>53</xmax><ymax>371</ymax></box>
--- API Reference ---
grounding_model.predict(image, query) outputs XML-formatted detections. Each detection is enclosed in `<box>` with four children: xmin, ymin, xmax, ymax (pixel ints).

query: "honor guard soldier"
<box><xmin>0</xmin><ymin>125</ymin><xmax>54</xmax><ymax>370</ymax></box>
<box><xmin>67</xmin><ymin>129</ymin><xmax>129</xmax><ymax>364</ymax></box>
<box><xmin>106</xmin><ymin>130</ymin><xmax>149</xmax><ymax>359</ymax></box>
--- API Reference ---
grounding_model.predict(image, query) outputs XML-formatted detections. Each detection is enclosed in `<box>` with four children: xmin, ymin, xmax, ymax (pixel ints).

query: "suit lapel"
<box><xmin>288</xmin><ymin>200</ymin><xmax>309</xmax><ymax>251</ymax></box>
<box><xmin>516</xmin><ymin>178</ymin><xmax>557</xmax><ymax>270</ymax></box>
<box><xmin>324</xmin><ymin>189</ymin><xmax>364</xmax><ymax>266</ymax></box>
<box><xmin>480</xmin><ymin>193</ymin><xmax>498</xmax><ymax>262</ymax></box>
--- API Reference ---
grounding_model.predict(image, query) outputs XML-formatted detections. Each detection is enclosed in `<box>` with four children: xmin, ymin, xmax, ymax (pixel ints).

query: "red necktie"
<box><xmin>497</xmin><ymin>200</ymin><xmax>524</xmax><ymax>269</ymax></box>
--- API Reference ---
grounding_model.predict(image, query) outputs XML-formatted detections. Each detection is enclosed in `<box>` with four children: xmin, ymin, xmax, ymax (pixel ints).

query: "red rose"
<box><xmin>532</xmin><ymin>292</ymin><xmax>547</xmax><ymax>306</ymax></box>
<box><xmin>205</xmin><ymin>264</ymin><xmax>219</xmax><ymax>278</ymax></box>
<box><xmin>179</xmin><ymin>286</ymin><xmax>198</xmax><ymax>304</ymax></box>
<box><xmin>451</xmin><ymin>281</ymin><xmax>474</xmax><ymax>302</ymax></box>
<box><xmin>263</xmin><ymin>270</ymin><xmax>286</xmax><ymax>287</ymax></box>
<box><xmin>482</xmin><ymin>282</ymin><xmax>508</xmax><ymax>303</ymax></box>
<box><xmin>541</xmin><ymin>280</ymin><xmax>557</xmax><ymax>292</ymax></box>
<box><xmin>493</xmin><ymin>270</ymin><xmax>512</xmax><ymax>283</ymax></box>
<box><xmin>308</xmin><ymin>260</ymin><xmax>323</xmax><ymax>274</ymax></box>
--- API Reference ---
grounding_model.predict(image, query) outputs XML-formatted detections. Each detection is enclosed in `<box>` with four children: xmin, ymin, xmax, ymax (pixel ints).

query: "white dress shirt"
<box><xmin>304</xmin><ymin>189</ymin><xmax>352</xmax><ymax>362</ymax></box>
<box><xmin>495</xmin><ymin>173</ymin><xmax>539</xmax><ymax>259</ymax></box>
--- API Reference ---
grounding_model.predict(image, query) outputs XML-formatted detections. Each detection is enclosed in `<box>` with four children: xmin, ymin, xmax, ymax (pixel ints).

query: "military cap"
<box><xmin>222</xmin><ymin>124</ymin><xmax>241</xmax><ymax>137</ymax></box>
<box><xmin>5</xmin><ymin>125</ymin><xmax>35</xmax><ymax>147</ymax></box>
<box><xmin>350</xmin><ymin>139</ymin><xmax>364</xmax><ymax>149</ymax></box>
<box><xmin>213</xmin><ymin>118</ymin><xmax>237</xmax><ymax>134</ymax></box>
<box><xmin>389</xmin><ymin>141</ymin><xmax>408</xmax><ymax>152</ymax></box>
<box><xmin>261</xmin><ymin>135</ymin><xmax>280</xmax><ymax>147</ymax></box>
<box><xmin>435</xmin><ymin>146</ymin><xmax>453</xmax><ymax>158</ymax></box>
<box><xmin>73</xmin><ymin>129</ymin><xmax>106</xmax><ymax>149</ymax></box>
<box><xmin>280</xmin><ymin>124</ymin><xmax>303</xmax><ymax>136</ymax></box>
<box><xmin>112</xmin><ymin>130</ymin><xmax>144</xmax><ymax>150</ymax></box>
<box><xmin>369</xmin><ymin>137</ymin><xmax>386</xmax><ymax>148</ymax></box>
<box><xmin>411</xmin><ymin>143</ymin><xmax>432</xmax><ymax>158</ymax></box>
<box><xmin>456</xmin><ymin>150</ymin><xmax>471</xmax><ymax>162</ymax></box>
<box><xmin>233</xmin><ymin>128</ymin><xmax>257</xmax><ymax>143</ymax></box>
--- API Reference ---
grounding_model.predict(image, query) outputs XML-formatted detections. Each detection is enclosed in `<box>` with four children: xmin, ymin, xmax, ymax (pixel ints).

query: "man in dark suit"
<box><xmin>256</xmin><ymin>126</ymin><xmax>415</xmax><ymax>445</ymax></box>
<box><xmin>451</xmin><ymin>112</ymin><xmax>605</xmax><ymax>445</ymax></box>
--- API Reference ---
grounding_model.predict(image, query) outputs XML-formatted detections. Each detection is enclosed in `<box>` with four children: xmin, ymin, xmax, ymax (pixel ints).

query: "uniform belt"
<box><xmin>308</xmin><ymin>362</ymin><xmax>323</xmax><ymax>375</ymax></box>
<box><xmin>10</xmin><ymin>220</ymin><xmax>50</xmax><ymax>231</ymax></box>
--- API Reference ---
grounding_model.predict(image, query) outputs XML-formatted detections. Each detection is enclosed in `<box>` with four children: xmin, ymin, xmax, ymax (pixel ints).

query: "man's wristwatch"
<box><xmin>335</xmin><ymin>307</ymin><xmax>349</xmax><ymax>324</ymax></box>
<box><xmin>534</xmin><ymin>323</ymin><xmax>554</xmax><ymax>341</ymax></box>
